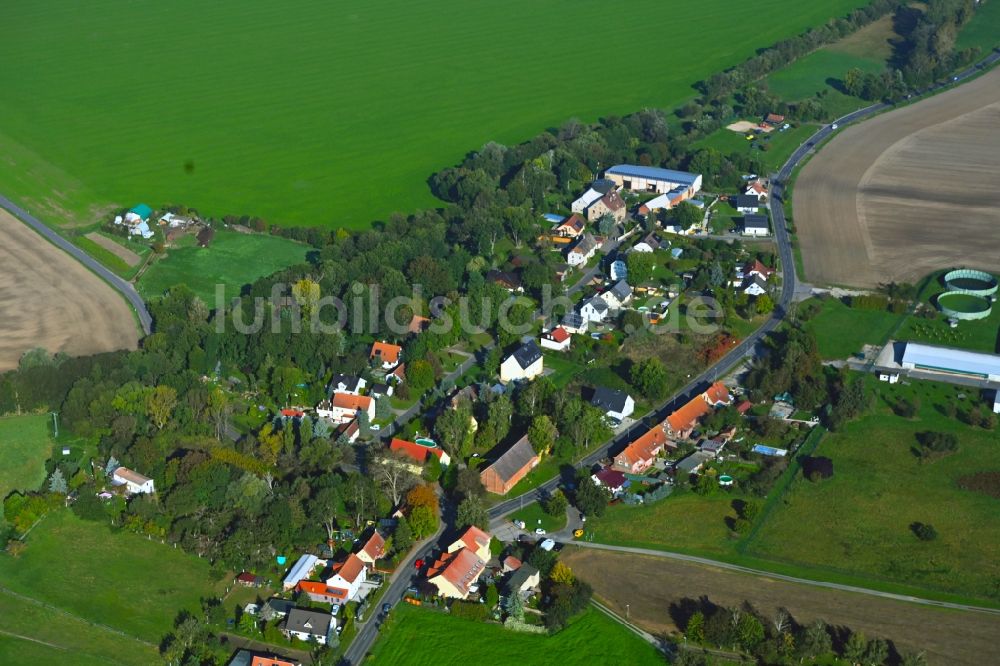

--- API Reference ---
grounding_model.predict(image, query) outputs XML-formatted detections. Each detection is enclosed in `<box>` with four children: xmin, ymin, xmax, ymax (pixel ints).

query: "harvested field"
<box><xmin>794</xmin><ymin>67</ymin><xmax>1000</xmax><ymax>287</ymax></box>
<box><xmin>83</xmin><ymin>232</ymin><xmax>140</xmax><ymax>267</ymax></box>
<box><xmin>0</xmin><ymin>210</ymin><xmax>138</xmax><ymax>370</ymax></box>
<box><xmin>562</xmin><ymin>547</ymin><xmax>1000</xmax><ymax>666</ymax></box>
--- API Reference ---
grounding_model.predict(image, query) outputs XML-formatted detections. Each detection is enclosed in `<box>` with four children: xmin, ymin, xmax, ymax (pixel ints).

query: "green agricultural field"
<box><xmin>0</xmin><ymin>590</ymin><xmax>158</xmax><ymax>666</ymax></box>
<box><xmin>957</xmin><ymin>0</ymin><xmax>1000</xmax><ymax>51</ymax></box>
<box><xmin>801</xmin><ymin>297</ymin><xmax>902</xmax><ymax>360</ymax></box>
<box><xmin>138</xmin><ymin>230</ymin><xmax>309</xmax><ymax>307</ymax></box>
<box><xmin>746</xmin><ymin>379</ymin><xmax>1000</xmax><ymax>601</ymax></box>
<box><xmin>0</xmin><ymin>415</ymin><xmax>54</xmax><ymax>518</ymax></box>
<box><xmin>0</xmin><ymin>511</ymin><xmax>225</xmax><ymax>642</ymax></box>
<box><xmin>0</xmin><ymin>0</ymin><xmax>868</xmax><ymax>229</ymax></box>
<box><xmin>369</xmin><ymin>603</ymin><xmax>664</xmax><ymax>666</ymax></box>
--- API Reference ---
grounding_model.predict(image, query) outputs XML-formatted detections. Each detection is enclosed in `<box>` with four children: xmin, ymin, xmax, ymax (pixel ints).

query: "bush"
<box><xmin>911</xmin><ymin>522</ymin><xmax>938</xmax><ymax>541</ymax></box>
<box><xmin>449</xmin><ymin>601</ymin><xmax>488</xmax><ymax>622</ymax></box>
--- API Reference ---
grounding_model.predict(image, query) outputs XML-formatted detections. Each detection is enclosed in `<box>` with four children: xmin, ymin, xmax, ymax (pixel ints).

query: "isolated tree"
<box><xmin>48</xmin><ymin>468</ymin><xmax>68</xmax><ymax>495</ymax></box>
<box><xmin>598</xmin><ymin>213</ymin><xmax>616</xmax><ymax>236</ymax></box>
<box><xmin>406</xmin><ymin>359</ymin><xmax>436</xmax><ymax>393</ymax></box>
<box><xmin>550</xmin><ymin>561</ymin><xmax>575</xmax><ymax>584</ymax></box>
<box><xmin>504</xmin><ymin>588</ymin><xmax>525</xmax><ymax>620</ymax></box>
<box><xmin>527</xmin><ymin>415</ymin><xmax>557</xmax><ymax>455</ymax></box>
<box><xmin>543</xmin><ymin>490</ymin><xmax>568</xmax><ymax>518</ymax></box>
<box><xmin>900</xmin><ymin>651</ymin><xmax>928</xmax><ymax>666</ymax></box>
<box><xmin>669</xmin><ymin>202</ymin><xmax>702</xmax><ymax>230</ymax></box>
<box><xmin>573</xmin><ymin>469</ymin><xmax>610</xmax><ymax>517</ymax></box>
<box><xmin>755</xmin><ymin>293</ymin><xmax>775</xmax><ymax>315</ymax></box>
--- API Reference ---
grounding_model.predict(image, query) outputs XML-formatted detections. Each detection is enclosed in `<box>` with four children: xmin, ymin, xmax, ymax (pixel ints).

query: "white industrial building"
<box><xmin>900</xmin><ymin>343</ymin><xmax>1000</xmax><ymax>382</ymax></box>
<box><xmin>604</xmin><ymin>164</ymin><xmax>702</xmax><ymax>197</ymax></box>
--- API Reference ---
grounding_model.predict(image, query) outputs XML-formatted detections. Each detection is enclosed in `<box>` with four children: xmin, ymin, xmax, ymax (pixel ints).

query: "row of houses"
<box><xmin>315</xmin><ymin>340</ymin><xmax>405</xmax><ymax>425</ymax></box>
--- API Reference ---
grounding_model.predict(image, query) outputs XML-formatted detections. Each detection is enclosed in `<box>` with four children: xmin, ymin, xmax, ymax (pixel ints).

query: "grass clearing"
<box><xmin>369</xmin><ymin>603</ymin><xmax>664</xmax><ymax>665</ymax></box>
<box><xmin>0</xmin><ymin>511</ymin><xmax>225</xmax><ymax>642</ymax></box>
<box><xmin>693</xmin><ymin>124</ymin><xmax>817</xmax><ymax>172</ymax></box>
<box><xmin>138</xmin><ymin>229</ymin><xmax>309</xmax><ymax>307</ymax></box>
<box><xmin>510</xmin><ymin>502</ymin><xmax>567</xmax><ymax>534</ymax></box>
<box><xmin>0</xmin><ymin>0</ymin><xmax>869</xmax><ymax>228</ymax></box>
<box><xmin>746</xmin><ymin>378</ymin><xmax>1000</xmax><ymax>601</ymax></box>
<box><xmin>957</xmin><ymin>0</ymin><xmax>1000</xmax><ymax>51</ymax></box>
<box><xmin>0</xmin><ymin>415</ymin><xmax>54</xmax><ymax>518</ymax></box>
<box><xmin>802</xmin><ymin>297</ymin><xmax>902</xmax><ymax>360</ymax></box>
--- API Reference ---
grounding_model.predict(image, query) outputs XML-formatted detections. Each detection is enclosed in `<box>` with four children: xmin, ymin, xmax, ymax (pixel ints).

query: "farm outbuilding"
<box><xmin>604</xmin><ymin>164</ymin><xmax>702</xmax><ymax>198</ymax></box>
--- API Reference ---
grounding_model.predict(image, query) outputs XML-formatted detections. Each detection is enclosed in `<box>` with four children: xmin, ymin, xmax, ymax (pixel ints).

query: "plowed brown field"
<box><xmin>0</xmin><ymin>210</ymin><xmax>138</xmax><ymax>370</ymax></box>
<box><xmin>794</xmin><ymin>67</ymin><xmax>1000</xmax><ymax>287</ymax></box>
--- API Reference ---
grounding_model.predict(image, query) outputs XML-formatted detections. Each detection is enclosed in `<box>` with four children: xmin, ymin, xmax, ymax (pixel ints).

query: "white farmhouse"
<box><xmin>112</xmin><ymin>467</ymin><xmax>155</xmax><ymax>495</ymax></box>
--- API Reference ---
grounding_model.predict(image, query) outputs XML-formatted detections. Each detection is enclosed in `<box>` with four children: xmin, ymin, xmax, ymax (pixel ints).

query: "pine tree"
<box><xmin>104</xmin><ymin>456</ymin><xmax>120</xmax><ymax>477</ymax></box>
<box><xmin>504</xmin><ymin>589</ymin><xmax>524</xmax><ymax>621</ymax></box>
<box><xmin>48</xmin><ymin>468</ymin><xmax>68</xmax><ymax>495</ymax></box>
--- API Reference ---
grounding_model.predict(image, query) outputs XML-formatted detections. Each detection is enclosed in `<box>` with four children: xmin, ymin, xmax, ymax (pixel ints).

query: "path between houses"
<box><xmin>566</xmin><ymin>541</ymin><xmax>1000</xmax><ymax>616</ymax></box>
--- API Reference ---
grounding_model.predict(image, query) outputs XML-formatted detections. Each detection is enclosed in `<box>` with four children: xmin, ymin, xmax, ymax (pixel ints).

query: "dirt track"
<box><xmin>794</xmin><ymin>67</ymin><xmax>1000</xmax><ymax>287</ymax></box>
<box><xmin>0</xmin><ymin>210</ymin><xmax>138</xmax><ymax>370</ymax></box>
<box><xmin>562</xmin><ymin>547</ymin><xmax>1000</xmax><ymax>665</ymax></box>
<box><xmin>84</xmin><ymin>232</ymin><xmax>141</xmax><ymax>267</ymax></box>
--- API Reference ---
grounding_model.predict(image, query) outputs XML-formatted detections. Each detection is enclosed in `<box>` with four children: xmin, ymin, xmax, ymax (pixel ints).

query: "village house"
<box><xmin>260</xmin><ymin>598</ymin><xmax>295</xmax><ymax>622</ymax></box>
<box><xmin>540</xmin><ymin>326</ymin><xmax>571</xmax><ymax>352</ymax></box>
<box><xmin>743</xmin><ymin>214</ymin><xmax>770</xmax><ymax>237</ymax></box>
<box><xmin>561</xmin><ymin>311</ymin><xmax>588</xmax><ymax>334</ymax></box>
<box><xmin>480</xmin><ymin>435</ymin><xmax>540</xmax><ymax>495</ymax></box>
<box><xmin>571</xmin><ymin>188</ymin><xmax>605</xmax><ymax>214</ymax></box>
<box><xmin>601</xmin><ymin>280</ymin><xmax>633</xmax><ymax>311</ymax></box>
<box><xmin>388</xmin><ymin>363</ymin><xmax>406</xmax><ymax>384</ymax></box>
<box><xmin>591</xmin><ymin>387</ymin><xmax>635</xmax><ymax>422</ymax></box>
<box><xmin>486</xmin><ymin>269</ymin><xmax>523</xmax><ymax>293</ymax></box>
<box><xmin>227</xmin><ymin>649</ymin><xmax>300</xmax><ymax>666</ymax></box>
<box><xmin>330</xmin><ymin>374</ymin><xmax>366</xmax><ymax>395</ymax></box>
<box><xmin>665</xmin><ymin>382</ymin><xmax>731</xmax><ymax>439</ymax></box>
<box><xmin>316</xmin><ymin>392</ymin><xmax>375</xmax><ymax>425</ymax></box>
<box><xmin>389</xmin><ymin>437</ymin><xmax>451</xmax><ymax>473</ymax></box>
<box><xmin>632</xmin><ymin>233</ymin><xmax>662</xmax><ymax>253</ymax></box>
<box><xmin>586</xmin><ymin>190</ymin><xmax>626</xmax><ymax>224</ymax></box>
<box><xmin>427</xmin><ymin>547</ymin><xmax>487</xmax><ymax>600</ymax></box>
<box><xmin>591</xmin><ymin>467</ymin><xmax>630</xmax><ymax>497</ymax></box>
<box><xmin>578</xmin><ymin>295</ymin><xmax>609</xmax><ymax>324</ymax></box>
<box><xmin>325</xmin><ymin>553</ymin><xmax>367</xmax><ymax>602</ymax></box>
<box><xmin>500</xmin><ymin>340</ymin><xmax>543</xmax><ymax>383</ymax></box>
<box><xmin>745</xmin><ymin>179</ymin><xmax>768</xmax><ymax>201</ymax></box>
<box><xmin>282</xmin><ymin>554</ymin><xmax>321</xmax><ymax>591</ymax></box>
<box><xmin>505</xmin><ymin>563</ymin><xmax>541</xmax><ymax>598</ymax></box>
<box><xmin>553</xmin><ymin>213</ymin><xmax>586</xmax><ymax>239</ymax></box>
<box><xmin>609</xmin><ymin>259</ymin><xmax>627</xmax><ymax>282</ymax></box>
<box><xmin>744</xmin><ymin>275</ymin><xmax>769</xmax><ymax>297</ymax></box>
<box><xmin>356</xmin><ymin>530</ymin><xmax>386</xmax><ymax>568</ymax></box>
<box><xmin>369</xmin><ymin>341</ymin><xmax>402</xmax><ymax>369</ymax></box>
<box><xmin>447</xmin><ymin>525</ymin><xmax>492</xmax><ymax>561</ymax></box>
<box><xmin>283</xmin><ymin>608</ymin><xmax>334</xmax><ymax>645</ymax></box>
<box><xmin>566</xmin><ymin>233</ymin><xmax>599</xmax><ymax>267</ymax></box>
<box><xmin>744</xmin><ymin>259</ymin><xmax>775</xmax><ymax>280</ymax></box>
<box><xmin>295</xmin><ymin>580</ymin><xmax>350</xmax><ymax>606</ymax></box>
<box><xmin>675</xmin><ymin>450</ymin><xmax>714</xmax><ymax>477</ymax></box>
<box><xmin>734</xmin><ymin>194</ymin><xmax>761</xmax><ymax>214</ymax></box>
<box><xmin>334</xmin><ymin>418</ymin><xmax>360</xmax><ymax>444</ymax></box>
<box><xmin>763</xmin><ymin>112</ymin><xmax>785</xmax><ymax>127</ymax></box>
<box><xmin>368</xmin><ymin>382</ymin><xmax>393</xmax><ymax>399</ymax></box>
<box><xmin>235</xmin><ymin>572</ymin><xmax>264</xmax><ymax>588</ymax></box>
<box><xmin>111</xmin><ymin>466</ymin><xmax>155</xmax><ymax>495</ymax></box>
<box><xmin>612</xmin><ymin>422</ymin><xmax>673</xmax><ymax>474</ymax></box>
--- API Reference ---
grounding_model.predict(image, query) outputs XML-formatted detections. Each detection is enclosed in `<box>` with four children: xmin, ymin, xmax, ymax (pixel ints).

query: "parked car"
<box><xmin>513</xmin><ymin>520</ymin><xmax>526</xmax><ymax>529</ymax></box>
<box><xmin>539</xmin><ymin>539</ymin><xmax>556</xmax><ymax>551</ymax></box>
<box><xmin>534</xmin><ymin>527</ymin><xmax>547</xmax><ymax>535</ymax></box>
<box><xmin>370</xmin><ymin>424</ymin><xmax>381</xmax><ymax>431</ymax></box>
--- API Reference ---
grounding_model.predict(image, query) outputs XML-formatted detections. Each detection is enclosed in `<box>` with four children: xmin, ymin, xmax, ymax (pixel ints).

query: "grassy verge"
<box><xmin>73</xmin><ymin>235</ymin><xmax>138</xmax><ymax>279</ymax></box>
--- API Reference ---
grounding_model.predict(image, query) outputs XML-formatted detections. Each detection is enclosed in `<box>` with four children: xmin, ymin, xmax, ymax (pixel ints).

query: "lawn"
<box><xmin>802</xmin><ymin>296</ymin><xmax>902</xmax><ymax>360</ymax></box>
<box><xmin>138</xmin><ymin>229</ymin><xmax>309</xmax><ymax>307</ymax></box>
<box><xmin>0</xmin><ymin>414</ymin><xmax>54</xmax><ymax>520</ymax></box>
<box><xmin>0</xmin><ymin>510</ymin><xmax>225</xmax><ymax>642</ymax></box>
<box><xmin>957</xmin><ymin>0</ymin><xmax>1000</xmax><ymax>51</ymax></box>
<box><xmin>0</xmin><ymin>590</ymin><xmax>158</xmax><ymax>666</ymax></box>
<box><xmin>692</xmin><ymin>123</ymin><xmax>817</xmax><ymax>172</ymax></box>
<box><xmin>585</xmin><ymin>491</ymin><xmax>747</xmax><ymax>558</ymax></box>
<box><xmin>0</xmin><ymin>0</ymin><xmax>868</xmax><ymax>229</ymax></box>
<box><xmin>510</xmin><ymin>502</ymin><xmax>567</xmax><ymax>534</ymax></box>
<box><xmin>746</xmin><ymin>378</ymin><xmax>1000</xmax><ymax>602</ymax></box>
<box><xmin>369</xmin><ymin>603</ymin><xmax>664</xmax><ymax>665</ymax></box>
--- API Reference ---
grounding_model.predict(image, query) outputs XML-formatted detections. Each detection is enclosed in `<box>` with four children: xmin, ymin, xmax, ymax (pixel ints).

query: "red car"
<box><xmin>414</xmin><ymin>558</ymin><xmax>424</xmax><ymax>569</ymax></box>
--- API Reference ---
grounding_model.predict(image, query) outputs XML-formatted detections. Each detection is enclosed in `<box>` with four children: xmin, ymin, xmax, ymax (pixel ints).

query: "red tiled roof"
<box><xmin>252</xmin><ymin>657</ymin><xmax>297</xmax><ymax>666</ymax></box>
<box><xmin>455</xmin><ymin>525</ymin><xmax>491</xmax><ymax>553</ymax></box>
<box><xmin>616</xmin><ymin>425</ymin><xmax>669</xmax><ymax>468</ymax></box>
<box><xmin>370</xmin><ymin>341</ymin><xmax>402</xmax><ymax>365</ymax></box>
<box><xmin>335</xmin><ymin>554</ymin><xmax>366</xmax><ymax>584</ymax></box>
<box><xmin>548</xmin><ymin>327</ymin><xmax>570</xmax><ymax>343</ymax></box>
<box><xmin>236</xmin><ymin>572</ymin><xmax>258</xmax><ymax>583</ymax></box>
<box><xmin>391</xmin><ymin>364</ymin><xmax>406</xmax><ymax>380</ymax></box>
<box><xmin>736</xmin><ymin>400</ymin><xmax>753</xmax><ymax>415</ymax></box>
<box><xmin>594</xmin><ymin>467</ymin><xmax>627</xmax><ymax>489</ymax></box>
<box><xmin>746</xmin><ymin>259</ymin><xmax>774</xmax><ymax>278</ymax></box>
<box><xmin>408</xmin><ymin>315</ymin><xmax>431</xmax><ymax>334</ymax></box>
<box><xmin>667</xmin><ymin>383</ymin><xmax>730</xmax><ymax>433</ymax></box>
<box><xmin>296</xmin><ymin>580</ymin><xmax>348</xmax><ymax>602</ymax></box>
<box><xmin>332</xmin><ymin>392</ymin><xmax>373</xmax><ymax>411</ymax></box>
<box><xmin>704</xmin><ymin>382</ymin><xmax>731</xmax><ymax>406</ymax></box>
<box><xmin>360</xmin><ymin>531</ymin><xmax>385</xmax><ymax>561</ymax></box>
<box><xmin>390</xmin><ymin>438</ymin><xmax>445</xmax><ymax>464</ymax></box>
<box><xmin>503</xmin><ymin>555</ymin><xmax>522</xmax><ymax>571</ymax></box>
<box><xmin>280</xmin><ymin>408</ymin><xmax>304</xmax><ymax>417</ymax></box>
<box><xmin>428</xmin><ymin>548</ymin><xmax>486</xmax><ymax>596</ymax></box>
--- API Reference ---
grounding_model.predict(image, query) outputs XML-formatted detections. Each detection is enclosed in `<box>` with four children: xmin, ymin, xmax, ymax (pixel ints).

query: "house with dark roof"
<box><xmin>259</xmin><ymin>597</ymin><xmax>295</xmax><ymax>622</ymax></box>
<box><xmin>330</xmin><ymin>374</ymin><xmax>366</xmax><ymax>395</ymax></box>
<box><xmin>743</xmin><ymin>214</ymin><xmax>769</xmax><ymax>237</ymax></box>
<box><xmin>500</xmin><ymin>341</ymin><xmax>543</xmax><ymax>383</ymax></box>
<box><xmin>633</xmin><ymin>233</ymin><xmax>662</xmax><ymax>253</ymax></box>
<box><xmin>744</xmin><ymin>275</ymin><xmax>768</xmax><ymax>297</ymax></box>
<box><xmin>586</xmin><ymin>190</ymin><xmax>626</xmax><ymax>224</ymax></box>
<box><xmin>561</xmin><ymin>311</ymin><xmax>588</xmax><ymax>334</ymax></box>
<box><xmin>505</xmin><ymin>563</ymin><xmax>541</xmax><ymax>597</ymax></box>
<box><xmin>566</xmin><ymin>233</ymin><xmax>599</xmax><ymax>267</ymax></box>
<box><xmin>480</xmin><ymin>435</ymin><xmax>540</xmax><ymax>495</ymax></box>
<box><xmin>591</xmin><ymin>387</ymin><xmax>635</xmax><ymax>421</ymax></box>
<box><xmin>591</xmin><ymin>467</ymin><xmax>630</xmax><ymax>497</ymax></box>
<box><xmin>578</xmin><ymin>294</ymin><xmax>609</xmax><ymax>324</ymax></box>
<box><xmin>283</xmin><ymin>608</ymin><xmax>334</xmax><ymax>645</ymax></box>
<box><xmin>734</xmin><ymin>194</ymin><xmax>761</xmax><ymax>214</ymax></box>
<box><xmin>601</xmin><ymin>280</ymin><xmax>633</xmax><ymax>310</ymax></box>
<box><xmin>486</xmin><ymin>270</ymin><xmax>523</xmax><ymax>293</ymax></box>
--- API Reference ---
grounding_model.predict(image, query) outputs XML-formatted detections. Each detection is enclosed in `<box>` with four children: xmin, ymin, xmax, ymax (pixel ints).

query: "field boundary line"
<box><xmin>0</xmin><ymin>586</ymin><xmax>157</xmax><ymax>648</ymax></box>
<box><xmin>589</xmin><ymin>598</ymin><xmax>668</xmax><ymax>653</ymax></box>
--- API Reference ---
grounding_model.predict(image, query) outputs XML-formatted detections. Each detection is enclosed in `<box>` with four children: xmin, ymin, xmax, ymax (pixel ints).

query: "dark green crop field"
<box><xmin>0</xmin><ymin>0</ymin><xmax>866</xmax><ymax>229</ymax></box>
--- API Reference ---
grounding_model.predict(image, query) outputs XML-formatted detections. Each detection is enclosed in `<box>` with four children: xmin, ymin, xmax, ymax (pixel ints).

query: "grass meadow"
<box><xmin>0</xmin><ymin>0</ymin><xmax>868</xmax><ymax>229</ymax></box>
<box><xmin>138</xmin><ymin>230</ymin><xmax>310</xmax><ymax>307</ymax></box>
<box><xmin>802</xmin><ymin>296</ymin><xmax>902</xmax><ymax>360</ymax></box>
<box><xmin>746</xmin><ymin>378</ymin><xmax>1000</xmax><ymax>601</ymax></box>
<box><xmin>957</xmin><ymin>0</ymin><xmax>1000</xmax><ymax>52</ymax></box>
<box><xmin>0</xmin><ymin>511</ymin><xmax>225</xmax><ymax>643</ymax></box>
<box><xmin>369</xmin><ymin>603</ymin><xmax>664</xmax><ymax>665</ymax></box>
<box><xmin>0</xmin><ymin>415</ymin><xmax>54</xmax><ymax>520</ymax></box>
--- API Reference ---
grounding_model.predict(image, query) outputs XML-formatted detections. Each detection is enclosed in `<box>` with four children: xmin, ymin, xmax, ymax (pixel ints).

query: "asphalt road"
<box><xmin>0</xmin><ymin>195</ymin><xmax>153</xmax><ymax>334</ymax></box>
<box><xmin>569</xmin><ymin>541</ymin><xmax>1000</xmax><ymax>616</ymax></box>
